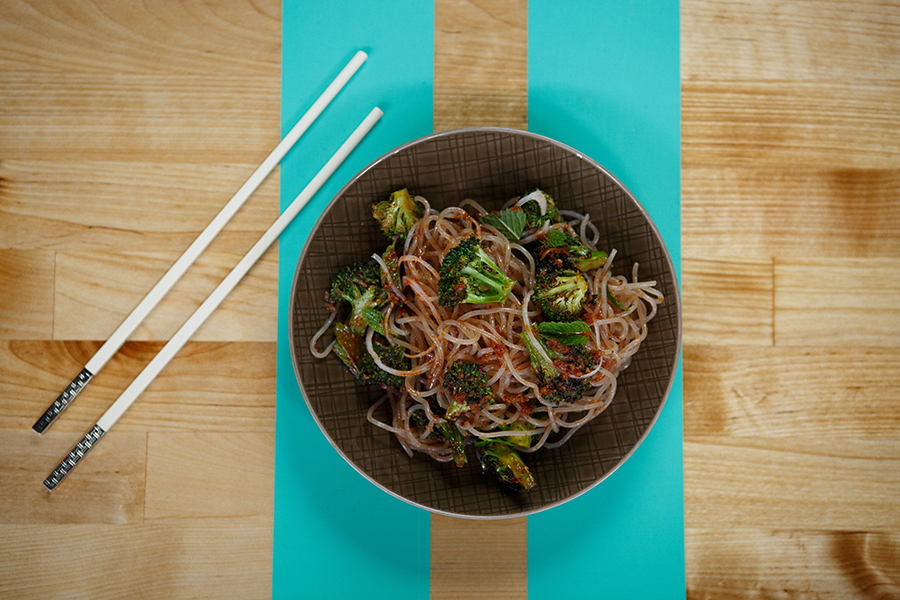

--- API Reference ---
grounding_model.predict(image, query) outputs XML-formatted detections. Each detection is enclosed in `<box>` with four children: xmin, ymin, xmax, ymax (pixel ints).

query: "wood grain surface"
<box><xmin>1</xmin><ymin>0</ymin><xmax>898</xmax><ymax>598</ymax></box>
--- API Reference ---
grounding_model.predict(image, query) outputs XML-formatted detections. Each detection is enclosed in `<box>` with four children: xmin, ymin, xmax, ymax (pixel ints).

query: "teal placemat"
<box><xmin>528</xmin><ymin>1</ymin><xmax>684</xmax><ymax>598</ymax></box>
<box><xmin>276</xmin><ymin>1</ymin><xmax>683</xmax><ymax>597</ymax></box>
<box><xmin>273</xmin><ymin>2</ymin><xmax>433</xmax><ymax>598</ymax></box>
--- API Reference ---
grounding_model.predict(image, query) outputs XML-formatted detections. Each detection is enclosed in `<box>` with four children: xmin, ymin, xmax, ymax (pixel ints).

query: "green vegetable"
<box><xmin>475</xmin><ymin>441</ymin><xmax>535</xmax><ymax>494</ymax></box>
<box><xmin>380</xmin><ymin>241</ymin><xmax>402</xmax><ymax>302</ymax></box>
<box><xmin>333</xmin><ymin>320</ymin><xmax>408</xmax><ymax>388</ymax></box>
<box><xmin>411</xmin><ymin>412</ymin><xmax>467</xmax><ymax>467</ymax></box>
<box><xmin>333</xmin><ymin>322</ymin><xmax>363</xmax><ymax>378</ymax></box>
<box><xmin>539</xmin><ymin>375</ymin><xmax>589</xmax><ymax>406</ymax></box>
<box><xmin>357</xmin><ymin>337</ymin><xmax>409</xmax><ymax>388</ymax></box>
<box><xmin>518</xmin><ymin>189</ymin><xmax>562</xmax><ymax>228</ymax></box>
<box><xmin>443</xmin><ymin>360</ymin><xmax>495</xmax><ymax>420</ymax></box>
<box><xmin>535</xmin><ymin>320</ymin><xmax>591</xmax><ymax>346</ymax></box>
<box><xmin>371</xmin><ymin>188</ymin><xmax>424</xmax><ymax>239</ymax></box>
<box><xmin>521</xmin><ymin>325</ymin><xmax>596</xmax><ymax>406</ymax></box>
<box><xmin>607</xmin><ymin>288</ymin><xmax>626</xmax><ymax>311</ymax></box>
<box><xmin>541</xmin><ymin>228</ymin><xmax>570</xmax><ymax>248</ymax></box>
<box><xmin>520</xmin><ymin>329</ymin><xmax>558</xmax><ymax>383</ymax></box>
<box><xmin>325</xmin><ymin>261</ymin><xmax>389</xmax><ymax>335</ymax></box>
<box><xmin>438</xmin><ymin>235</ymin><xmax>514</xmax><ymax>310</ymax></box>
<box><xmin>437</xmin><ymin>422</ymin><xmax>467</xmax><ymax>467</ymax></box>
<box><xmin>479</xmin><ymin>207</ymin><xmax>527</xmax><ymax>242</ymax></box>
<box><xmin>533</xmin><ymin>257</ymin><xmax>588</xmax><ymax>321</ymax></box>
<box><xmin>540</xmin><ymin>228</ymin><xmax>608</xmax><ymax>272</ymax></box>
<box><xmin>575</xmin><ymin>251</ymin><xmax>609</xmax><ymax>273</ymax></box>
<box><xmin>361</xmin><ymin>308</ymin><xmax>386</xmax><ymax>336</ymax></box>
<box><xmin>501</xmin><ymin>421</ymin><xmax>536</xmax><ymax>448</ymax></box>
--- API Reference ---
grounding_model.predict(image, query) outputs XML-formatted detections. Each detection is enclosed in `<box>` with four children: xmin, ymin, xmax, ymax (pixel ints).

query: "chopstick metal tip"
<box><xmin>32</xmin><ymin>368</ymin><xmax>94</xmax><ymax>435</ymax></box>
<box><xmin>42</xmin><ymin>424</ymin><xmax>106</xmax><ymax>491</ymax></box>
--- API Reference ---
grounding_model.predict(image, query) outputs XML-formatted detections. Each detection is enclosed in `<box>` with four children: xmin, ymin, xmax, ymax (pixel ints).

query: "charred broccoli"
<box><xmin>371</xmin><ymin>188</ymin><xmax>424</xmax><ymax>239</ymax></box>
<box><xmin>443</xmin><ymin>360</ymin><xmax>495</xmax><ymax>420</ymax></box>
<box><xmin>333</xmin><ymin>324</ymin><xmax>408</xmax><ymax>388</ymax></box>
<box><xmin>358</xmin><ymin>336</ymin><xmax>410</xmax><ymax>388</ymax></box>
<box><xmin>475</xmin><ymin>441</ymin><xmax>535</xmax><ymax>494</ymax></box>
<box><xmin>521</xmin><ymin>320</ymin><xmax>598</xmax><ymax>406</ymax></box>
<box><xmin>438</xmin><ymin>236</ymin><xmax>514</xmax><ymax>309</ymax></box>
<box><xmin>533</xmin><ymin>256</ymin><xmax>589</xmax><ymax>321</ymax></box>
<box><xmin>325</xmin><ymin>261</ymin><xmax>389</xmax><ymax>335</ymax></box>
<box><xmin>539</xmin><ymin>228</ymin><xmax>609</xmax><ymax>272</ymax></box>
<box><xmin>538</xmin><ymin>374</ymin><xmax>589</xmax><ymax>405</ymax></box>
<box><xmin>412</xmin><ymin>412</ymin><xmax>468</xmax><ymax>467</ymax></box>
<box><xmin>516</xmin><ymin>189</ymin><xmax>562</xmax><ymax>229</ymax></box>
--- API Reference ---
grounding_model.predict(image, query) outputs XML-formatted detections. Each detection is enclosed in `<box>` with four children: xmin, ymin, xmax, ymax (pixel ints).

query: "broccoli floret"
<box><xmin>438</xmin><ymin>236</ymin><xmax>514</xmax><ymax>310</ymax></box>
<box><xmin>325</xmin><ymin>262</ymin><xmax>389</xmax><ymax>335</ymax></box>
<box><xmin>412</xmin><ymin>412</ymin><xmax>468</xmax><ymax>467</ymax></box>
<box><xmin>520</xmin><ymin>323</ymin><xmax>596</xmax><ymax>406</ymax></box>
<box><xmin>333</xmin><ymin>323</ymin><xmax>408</xmax><ymax>387</ymax></box>
<box><xmin>540</xmin><ymin>374</ymin><xmax>589</xmax><ymax>405</ymax></box>
<box><xmin>443</xmin><ymin>360</ymin><xmax>495</xmax><ymax>420</ymax></box>
<box><xmin>539</xmin><ymin>228</ymin><xmax>608</xmax><ymax>272</ymax></box>
<box><xmin>517</xmin><ymin>189</ymin><xmax>561</xmax><ymax>229</ymax></box>
<box><xmin>358</xmin><ymin>336</ymin><xmax>410</xmax><ymax>388</ymax></box>
<box><xmin>475</xmin><ymin>441</ymin><xmax>535</xmax><ymax>494</ymax></box>
<box><xmin>533</xmin><ymin>257</ymin><xmax>588</xmax><ymax>321</ymax></box>
<box><xmin>371</xmin><ymin>188</ymin><xmax>424</xmax><ymax>239</ymax></box>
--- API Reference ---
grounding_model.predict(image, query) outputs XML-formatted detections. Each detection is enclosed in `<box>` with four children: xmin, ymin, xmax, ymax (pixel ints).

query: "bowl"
<box><xmin>288</xmin><ymin>127</ymin><xmax>681</xmax><ymax>518</ymax></box>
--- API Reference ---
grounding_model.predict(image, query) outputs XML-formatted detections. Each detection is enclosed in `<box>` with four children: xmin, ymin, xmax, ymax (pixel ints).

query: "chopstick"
<box><xmin>43</xmin><ymin>106</ymin><xmax>384</xmax><ymax>491</ymax></box>
<box><xmin>32</xmin><ymin>50</ymin><xmax>368</xmax><ymax>435</ymax></box>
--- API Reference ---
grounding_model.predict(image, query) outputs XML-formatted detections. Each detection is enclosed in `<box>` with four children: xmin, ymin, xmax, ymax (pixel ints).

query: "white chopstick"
<box><xmin>43</xmin><ymin>106</ymin><xmax>384</xmax><ymax>491</ymax></box>
<box><xmin>32</xmin><ymin>50</ymin><xmax>368</xmax><ymax>435</ymax></box>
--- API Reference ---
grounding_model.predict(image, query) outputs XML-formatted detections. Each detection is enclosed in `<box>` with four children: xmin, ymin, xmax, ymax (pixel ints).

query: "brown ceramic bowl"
<box><xmin>288</xmin><ymin>127</ymin><xmax>681</xmax><ymax>518</ymax></box>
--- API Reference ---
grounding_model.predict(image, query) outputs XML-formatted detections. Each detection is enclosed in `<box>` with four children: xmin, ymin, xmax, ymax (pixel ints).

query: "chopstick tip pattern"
<box><xmin>42</xmin><ymin>424</ymin><xmax>106</xmax><ymax>491</ymax></box>
<box><xmin>32</xmin><ymin>367</ymin><xmax>94</xmax><ymax>435</ymax></box>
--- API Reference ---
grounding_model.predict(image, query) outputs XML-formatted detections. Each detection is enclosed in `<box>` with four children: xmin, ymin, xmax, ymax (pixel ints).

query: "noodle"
<box><xmin>315</xmin><ymin>191</ymin><xmax>662</xmax><ymax>490</ymax></box>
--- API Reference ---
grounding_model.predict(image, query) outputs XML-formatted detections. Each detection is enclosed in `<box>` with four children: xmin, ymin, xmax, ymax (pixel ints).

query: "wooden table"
<box><xmin>2</xmin><ymin>1</ymin><xmax>898</xmax><ymax>598</ymax></box>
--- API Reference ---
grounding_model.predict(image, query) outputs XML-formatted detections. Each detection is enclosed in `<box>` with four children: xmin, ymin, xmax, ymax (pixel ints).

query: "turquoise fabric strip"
<box><xmin>528</xmin><ymin>1</ymin><xmax>685</xmax><ymax>598</ymax></box>
<box><xmin>274</xmin><ymin>2</ymin><xmax>433</xmax><ymax>598</ymax></box>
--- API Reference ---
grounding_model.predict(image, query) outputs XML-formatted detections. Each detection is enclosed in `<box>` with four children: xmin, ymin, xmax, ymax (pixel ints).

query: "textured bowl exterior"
<box><xmin>289</xmin><ymin>128</ymin><xmax>681</xmax><ymax>518</ymax></box>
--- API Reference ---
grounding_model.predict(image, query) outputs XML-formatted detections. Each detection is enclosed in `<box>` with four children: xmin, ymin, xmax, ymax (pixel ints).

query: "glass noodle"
<box><xmin>311</xmin><ymin>194</ymin><xmax>662</xmax><ymax>465</ymax></box>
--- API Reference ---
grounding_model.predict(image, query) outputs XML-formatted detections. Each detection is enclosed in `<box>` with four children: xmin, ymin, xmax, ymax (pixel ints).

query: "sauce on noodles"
<box><xmin>311</xmin><ymin>190</ymin><xmax>662</xmax><ymax>492</ymax></box>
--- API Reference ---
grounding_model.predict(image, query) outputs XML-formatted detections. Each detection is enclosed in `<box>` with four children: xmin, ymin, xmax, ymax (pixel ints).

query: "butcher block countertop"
<box><xmin>1</xmin><ymin>1</ymin><xmax>898</xmax><ymax>598</ymax></box>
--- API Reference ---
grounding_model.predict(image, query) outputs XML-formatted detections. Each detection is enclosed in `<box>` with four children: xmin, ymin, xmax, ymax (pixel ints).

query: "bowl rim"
<box><xmin>288</xmin><ymin>126</ymin><xmax>683</xmax><ymax>519</ymax></box>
